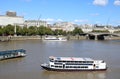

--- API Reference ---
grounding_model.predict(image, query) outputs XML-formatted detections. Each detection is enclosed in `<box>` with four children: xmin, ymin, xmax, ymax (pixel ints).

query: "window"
<box><xmin>80</xmin><ymin>66</ymin><xmax>88</xmax><ymax>68</ymax></box>
<box><xmin>96</xmin><ymin>66</ymin><xmax>99</xmax><ymax>68</ymax></box>
<box><xmin>101</xmin><ymin>61</ymin><xmax>104</xmax><ymax>63</ymax></box>
<box><xmin>54</xmin><ymin>63</ymin><xmax>62</xmax><ymax>65</ymax></box>
<box><xmin>51</xmin><ymin>65</ymin><xmax>54</xmax><ymax>67</ymax></box>
<box><xmin>55</xmin><ymin>66</ymin><xmax>62</xmax><ymax>68</ymax></box>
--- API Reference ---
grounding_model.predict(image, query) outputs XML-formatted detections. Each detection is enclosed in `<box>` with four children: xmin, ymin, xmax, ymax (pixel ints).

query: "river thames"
<box><xmin>0</xmin><ymin>39</ymin><xmax>120</xmax><ymax>79</ymax></box>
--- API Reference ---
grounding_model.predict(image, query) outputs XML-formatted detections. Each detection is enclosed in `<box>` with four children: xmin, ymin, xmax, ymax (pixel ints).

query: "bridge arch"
<box><xmin>87</xmin><ymin>33</ymin><xmax>119</xmax><ymax>40</ymax></box>
<box><xmin>80</xmin><ymin>33</ymin><xmax>120</xmax><ymax>40</ymax></box>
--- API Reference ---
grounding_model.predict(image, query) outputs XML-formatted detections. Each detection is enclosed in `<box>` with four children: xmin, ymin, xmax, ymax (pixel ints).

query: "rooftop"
<box><xmin>49</xmin><ymin>56</ymin><xmax>94</xmax><ymax>61</ymax></box>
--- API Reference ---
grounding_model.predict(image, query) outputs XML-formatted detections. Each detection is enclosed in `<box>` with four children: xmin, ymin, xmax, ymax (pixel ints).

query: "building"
<box><xmin>80</xmin><ymin>24</ymin><xmax>93</xmax><ymax>33</ymax></box>
<box><xmin>51</xmin><ymin>22</ymin><xmax>75</xmax><ymax>32</ymax></box>
<box><xmin>24</xmin><ymin>20</ymin><xmax>47</xmax><ymax>27</ymax></box>
<box><xmin>0</xmin><ymin>11</ymin><xmax>24</xmax><ymax>26</ymax></box>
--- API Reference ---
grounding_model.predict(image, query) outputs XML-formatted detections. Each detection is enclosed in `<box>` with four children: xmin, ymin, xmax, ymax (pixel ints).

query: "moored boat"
<box><xmin>0</xmin><ymin>49</ymin><xmax>26</xmax><ymax>60</ymax></box>
<box><xmin>41</xmin><ymin>56</ymin><xmax>107</xmax><ymax>71</ymax></box>
<box><xmin>43</xmin><ymin>36</ymin><xmax>67</xmax><ymax>41</ymax></box>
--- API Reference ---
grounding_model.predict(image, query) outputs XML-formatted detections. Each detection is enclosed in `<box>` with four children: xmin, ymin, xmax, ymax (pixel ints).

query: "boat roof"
<box><xmin>0</xmin><ymin>49</ymin><xmax>26</xmax><ymax>56</ymax></box>
<box><xmin>49</xmin><ymin>56</ymin><xmax>94</xmax><ymax>61</ymax></box>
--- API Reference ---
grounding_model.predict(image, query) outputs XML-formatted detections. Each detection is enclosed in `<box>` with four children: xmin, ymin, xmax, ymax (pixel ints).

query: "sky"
<box><xmin>0</xmin><ymin>0</ymin><xmax>120</xmax><ymax>26</ymax></box>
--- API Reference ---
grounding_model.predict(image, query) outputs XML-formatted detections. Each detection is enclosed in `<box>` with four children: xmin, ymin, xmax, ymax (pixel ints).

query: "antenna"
<box><xmin>37</xmin><ymin>14</ymin><xmax>41</xmax><ymax>27</ymax></box>
<box><xmin>106</xmin><ymin>17</ymin><xmax>110</xmax><ymax>27</ymax></box>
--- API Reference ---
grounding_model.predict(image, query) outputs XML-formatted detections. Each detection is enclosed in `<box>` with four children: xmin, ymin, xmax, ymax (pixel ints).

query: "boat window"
<box><xmin>96</xmin><ymin>66</ymin><xmax>99</xmax><ymax>68</ymax></box>
<box><xmin>78</xmin><ymin>61</ymin><xmax>93</xmax><ymax>63</ymax></box>
<box><xmin>89</xmin><ymin>61</ymin><xmax>94</xmax><ymax>63</ymax></box>
<box><xmin>50</xmin><ymin>59</ymin><xmax>54</xmax><ymax>62</ymax></box>
<box><xmin>75</xmin><ymin>61</ymin><xmax>78</xmax><ymax>63</ymax></box>
<box><xmin>55</xmin><ymin>66</ymin><xmax>62</xmax><ymax>68</ymax></box>
<box><xmin>51</xmin><ymin>65</ymin><xmax>54</xmax><ymax>67</ymax></box>
<box><xmin>101</xmin><ymin>61</ymin><xmax>104</xmax><ymax>63</ymax></box>
<box><xmin>54</xmin><ymin>63</ymin><xmax>62</xmax><ymax>65</ymax></box>
<box><xmin>74</xmin><ymin>66</ymin><xmax>78</xmax><ymax>68</ymax></box>
<box><xmin>66</xmin><ymin>63</ymin><xmax>92</xmax><ymax>65</ymax></box>
<box><xmin>59</xmin><ymin>66</ymin><xmax>62</xmax><ymax>68</ymax></box>
<box><xmin>62</xmin><ymin>61</ymin><xmax>66</xmax><ymax>62</ymax></box>
<box><xmin>66</xmin><ymin>66</ymin><xmax>69</xmax><ymax>68</ymax></box>
<box><xmin>80</xmin><ymin>66</ymin><xmax>88</xmax><ymax>68</ymax></box>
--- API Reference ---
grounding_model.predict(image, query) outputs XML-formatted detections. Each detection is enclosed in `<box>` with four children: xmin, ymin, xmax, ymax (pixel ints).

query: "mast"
<box><xmin>37</xmin><ymin>15</ymin><xmax>41</xmax><ymax>27</ymax></box>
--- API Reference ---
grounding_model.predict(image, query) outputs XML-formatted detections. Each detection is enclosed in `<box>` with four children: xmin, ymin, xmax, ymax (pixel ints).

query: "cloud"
<box><xmin>74</xmin><ymin>19</ymin><xmax>89</xmax><ymax>23</ymax></box>
<box><xmin>42</xmin><ymin>18</ymin><xmax>64</xmax><ymax>24</ymax></box>
<box><xmin>93</xmin><ymin>0</ymin><xmax>108</xmax><ymax>6</ymax></box>
<box><xmin>90</xmin><ymin>13</ymin><xmax>99</xmax><ymax>16</ymax></box>
<box><xmin>43</xmin><ymin>18</ymin><xmax>55</xmax><ymax>22</ymax></box>
<box><xmin>56</xmin><ymin>19</ymin><xmax>63</xmax><ymax>22</ymax></box>
<box><xmin>114</xmin><ymin>0</ymin><xmax>120</xmax><ymax>6</ymax></box>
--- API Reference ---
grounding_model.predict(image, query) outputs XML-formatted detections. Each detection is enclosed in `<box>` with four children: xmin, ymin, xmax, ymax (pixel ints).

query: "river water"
<box><xmin>0</xmin><ymin>39</ymin><xmax>120</xmax><ymax>79</ymax></box>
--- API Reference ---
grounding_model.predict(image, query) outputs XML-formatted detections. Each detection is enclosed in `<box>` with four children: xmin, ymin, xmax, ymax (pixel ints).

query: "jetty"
<box><xmin>0</xmin><ymin>49</ymin><xmax>26</xmax><ymax>60</ymax></box>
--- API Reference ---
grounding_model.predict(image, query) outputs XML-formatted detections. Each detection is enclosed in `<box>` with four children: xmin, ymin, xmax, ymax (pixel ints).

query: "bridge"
<box><xmin>80</xmin><ymin>33</ymin><xmax>120</xmax><ymax>40</ymax></box>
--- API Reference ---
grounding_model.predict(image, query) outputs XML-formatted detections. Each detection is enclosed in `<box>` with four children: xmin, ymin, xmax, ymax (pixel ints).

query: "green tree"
<box><xmin>22</xmin><ymin>26</ymin><xmax>29</xmax><ymax>36</ymax></box>
<box><xmin>28</xmin><ymin>26</ymin><xmax>37</xmax><ymax>35</ymax></box>
<box><xmin>0</xmin><ymin>27</ymin><xmax>3</xmax><ymax>36</ymax></box>
<box><xmin>16</xmin><ymin>26</ymin><xmax>22</xmax><ymax>35</ymax></box>
<box><xmin>92</xmin><ymin>30</ymin><xmax>109</xmax><ymax>33</ymax></box>
<box><xmin>53</xmin><ymin>29</ymin><xmax>66</xmax><ymax>35</ymax></box>
<box><xmin>45</xmin><ymin>27</ymin><xmax>53</xmax><ymax>35</ymax></box>
<box><xmin>72</xmin><ymin>27</ymin><xmax>83</xmax><ymax>35</ymax></box>
<box><xmin>37</xmin><ymin>26</ymin><xmax>46</xmax><ymax>36</ymax></box>
<box><xmin>3</xmin><ymin>24</ymin><xmax>14</xmax><ymax>35</ymax></box>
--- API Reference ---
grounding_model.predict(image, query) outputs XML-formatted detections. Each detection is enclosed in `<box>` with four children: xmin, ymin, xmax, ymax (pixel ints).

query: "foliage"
<box><xmin>0</xmin><ymin>27</ymin><xmax>3</xmax><ymax>35</ymax></box>
<box><xmin>37</xmin><ymin>26</ymin><xmax>47</xmax><ymax>36</ymax></box>
<box><xmin>28</xmin><ymin>26</ymin><xmax>37</xmax><ymax>35</ymax></box>
<box><xmin>1</xmin><ymin>24</ymin><xmax>116</xmax><ymax>36</ymax></box>
<box><xmin>92</xmin><ymin>30</ymin><xmax>109</xmax><ymax>33</ymax></box>
<box><xmin>3</xmin><ymin>24</ymin><xmax>14</xmax><ymax>35</ymax></box>
<box><xmin>72</xmin><ymin>27</ymin><xmax>83</xmax><ymax>35</ymax></box>
<box><xmin>114</xmin><ymin>31</ymin><xmax>120</xmax><ymax>33</ymax></box>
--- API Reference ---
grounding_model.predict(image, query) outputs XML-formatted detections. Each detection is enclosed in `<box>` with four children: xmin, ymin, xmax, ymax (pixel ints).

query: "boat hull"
<box><xmin>41</xmin><ymin>65</ymin><xmax>107</xmax><ymax>71</ymax></box>
<box><xmin>43</xmin><ymin>39</ymin><xmax>67</xmax><ymax>41</ymax></box>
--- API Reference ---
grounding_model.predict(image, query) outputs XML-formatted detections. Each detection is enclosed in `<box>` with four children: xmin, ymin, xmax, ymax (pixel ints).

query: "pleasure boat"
<box><xmin>43</xmin><ymin>36</ymin><xmax>67</xmax><ymax>41</ymax></box>
<box><xmin>0</xmin><ymin>49</ymin><xmax>26</xmax><ymax>60</ymax></box>
<box><xmin>41</xmin><ymin>56</ymin><xmax>107</xmax><ymax>71</ymax></box>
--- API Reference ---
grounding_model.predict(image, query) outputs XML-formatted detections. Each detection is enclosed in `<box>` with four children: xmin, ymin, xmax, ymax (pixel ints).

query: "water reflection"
<box><xmin>41</xmin><ymin>70</ymin><xmax>107</xmax><ymax>79</ymax></box>
<box><xmin>0</xmin><ymin>57</ymin><xmax>25</xmax><ymax>63</ymax></box>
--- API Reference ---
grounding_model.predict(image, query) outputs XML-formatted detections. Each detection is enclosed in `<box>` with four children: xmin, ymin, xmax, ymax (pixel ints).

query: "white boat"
<box><xmin>43</xmin><ymin>36</ymin><xmax>67</xmax><ymax>41</ymax></box>
<box><xmin>0</xmin><ymin>49</ymin><xmax>26</xmax><ymax>60</ymax></box>
<box><xmin>41</xmin><ymin>56</ymin><xmax>107</xmax><ymax>71</ymax></box>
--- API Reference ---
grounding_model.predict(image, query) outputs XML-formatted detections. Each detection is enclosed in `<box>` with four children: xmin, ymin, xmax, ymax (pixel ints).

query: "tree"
<box><xmin>0</xmin><ymin>27</ymin><xmax>3</xmax><ymax>36</ymax></box>
<box><xmin>92</xmin><ymin>30</ymin><xmax>109</xmax><ymax>33</ymax></box>
<box><xmin>28</xmin><ymin>26</ymin><xmax>37</xmax><ymax>35</ymax></box>
<box><xmin>22</xmin><ymin>26</ymin><xmax>29</xmax><ymax>36</ymax></box>
<box><xmin>45</xmin><ymin>27</ymin><xmax>53</xmax><ymax>35</ymax></box>
<box><xmin>16</xmin><ymin>26</ymin><xmax>22</xmax><ymax>35</ymax></box>
<box><xmin>72</xmin><ymin>27</ymin><xmax>83</xmax><ymax>35</ymax></box>
<box><xmin>3</xmin><ymin>24</ymin><xmax>14</xmax><ymax>35</ymax></box>
<box><xmin>37</xmin><ymin>26</ymin><xmax>46</xmax><ymax>36</ymax></box>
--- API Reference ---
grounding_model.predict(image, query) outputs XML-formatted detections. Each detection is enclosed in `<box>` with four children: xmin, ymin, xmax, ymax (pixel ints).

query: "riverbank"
<box><xmin>0</xmin><ymin>36</ymin><xmax>86</xmax><ymax>41</ymax></box>
<box><xmin>0</xmin><ymin>36</ymin><xmax>120</xmax><ymax>41</ymax></box>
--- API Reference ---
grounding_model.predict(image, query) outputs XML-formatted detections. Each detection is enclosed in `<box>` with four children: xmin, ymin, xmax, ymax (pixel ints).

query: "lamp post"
<box><xmin>14</xmin><ymin>23</ymin><xmax>17</xmax><ymax>37</ymax></box>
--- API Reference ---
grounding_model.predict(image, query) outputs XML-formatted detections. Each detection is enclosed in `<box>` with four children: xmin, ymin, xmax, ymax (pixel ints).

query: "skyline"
<box><xmin>0</xmin><ymin>0</ymin><xmax>120</xmax><ymax>26</ymax></box>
